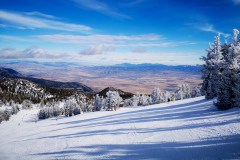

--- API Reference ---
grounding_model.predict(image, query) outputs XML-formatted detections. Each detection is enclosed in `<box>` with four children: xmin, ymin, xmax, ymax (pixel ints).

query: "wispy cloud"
<box><xmin>121</xmin><ymin>0</ymin><xmax>145</xmax><ymax>6</ymax></box>
<box><xmin>36</xmin><ymin>33</ymin><xmax>160</xmax><ymax>45</ymax></box>
<box><xmin>75</xmin><ymin>51</ymin><xmax>202</xmax><ymax>65</ymax></box>
<box><xmin>233</xmin><ymin>0</ymin><xmax>240</xmax><ymax>4</ymax></box>
<box><xmin>79</xmin><ymin>44</ymin><xmax>115</xmax><ymax>55</ymax></box>
<box><xmin>0</xmin><ymin>47</ymin><xmax>67</xmax><ymax>59</ymax></box>
<box><xmin>36</xmin><ymin>33</ymin><xmax>195</xmax><ymax>49</ymax></box>
<box><xmin>73</xmin><ymin>0</ymin><xmax>131</xmax><ymax>19</ymax></box>
<box><xmin>0</xmin><ymin>47</ymin><xmax>45</xmax><ymax>59</ymax></box>
<box><xmin>0</xmin><ymin>24</ymin><xmax>7</xmax><ymax>28</ymax></box>
<box><xmin>194</xmin><ymin>23</ymin><xmax>230</xmax><ymax>38</ymax></box>
<box><xmin>0</xmin><ymin>10</ymin><xmax>92</xmax><ymax>33</ymax></box>
<box><xmin>0</xmin><ymin>35</ymin><xmax>35</xmax><ymax>42</ymax></box>
<box><xmin>24</xmin><ymin>11</ymin><xmax>58</xmax><ymax>19</ymax></box>
<box><xmin>0</xmin><ymin>46</ymin><xmax>202</xmax><ymax>65</ymax></box>
<box><xmin>132</xmin><ymin>47</ymin><xmax>146</xmax><ymax>53</ymax></box>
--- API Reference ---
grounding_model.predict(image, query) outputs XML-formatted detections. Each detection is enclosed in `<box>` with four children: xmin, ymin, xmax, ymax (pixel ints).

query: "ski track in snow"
<box><xmin>0</xmin><ymin>96</ymin><xmax>240</xmax><ymax>160</ymax></box>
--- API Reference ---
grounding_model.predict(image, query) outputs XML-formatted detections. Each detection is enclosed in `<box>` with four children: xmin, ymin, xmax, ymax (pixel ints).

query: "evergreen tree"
<box><xmin>216</xmin><ymin>29</ymin><xmax>240</xmax><ymax>109</ymax></box>
<box><xmin>130</xmin><ymin>94</ymin><xmax>140</xmax><ymax>106</ymax></box>
<box><xmin>151</xmin><ymin>88</ymin><xmax>163</xmax><ymax>104</ymax></box>
<box><xmin>163</xmin><ymin>91</ymin><xmax>171</xmax><ymax>102</ymax></box>
<box><xmin>201</xmin><ymin>29</ymin><xmax>240</xmax><ymax>109</ymax></box>
<box><xmin>94</xmin><ymin>94</ymin><xmax>104</xmax><ymax>111</ymax></box>
<box><xmin>105</xmin><ymin>91</ymin><xmax>122</xmax><ymax>111</ymax></box>
<box><xmin>191</xmin><ymin>86</ymin><xmax>202</xmax><ymax>98</ymax></box>
<box><xmin>201</xmin><ymin>33</ymin><xmax>223</xmax><ymax>99</ymax></box>
<box><xmin>175</xmin><ymin>84</ymin><xmax>191</xmax><ymax>100</ymax></box>
<box><xmin>139</xmin><ymin>94</ymin><xmax>150</xmax><ymax>106</ymax></box>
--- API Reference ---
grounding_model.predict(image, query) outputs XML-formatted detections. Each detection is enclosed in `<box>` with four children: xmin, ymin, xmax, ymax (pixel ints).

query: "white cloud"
<box><xmin>0</xmin><ymin>47</ymin><xmax>68</xmax><ymax>59</ymax></box>
<box><xmin>23</xmin><ymin>47</ymin><xmax>46</xmax><ymax>58</ymax></box>
<box><xmin>0</xmin><ymin>47</ymin><xmax>20</xmax><ymax>59</ymax></box>
<box><xmin>132</xmin><ymin>47</ymin><xmax>146</xmax><ymax>53</ymax></box>
<box><xmin>74</xmin><ymin>51</ymin><xmax>202</xmax><ymax>66</ymax></box>
<box><xmin>79</xmin><ymin>44</ymin><xmax>114</xmax><ymax>55</ymax></box>
<box><xmin>0</xmin><ymin>35</ymin><xmax>35</xmax><ymax>42</ymax></box>
<box><xmin>73</xmin><ymin>0</ymin><xmax>130</xmax><ymax>19</ymax></box>
<box><xmin>196</xmin><ymin>23</ymin><xmax>230</xmax><ymax>38</ymax></box>
<box><xmin>0</xmin><ymin>10</ymin><xmax>92</xmax><ymax>32</ymax></box>
<box><xmin>0</xmin><ymin>46</ymin><xmax>202</xmax><ymax>65</ymax></box>
<box><xmin>37</xmin><ymin>34</ymin><xmax>161</xmax><ymax>45</ymax></box>
<box><xmin>36</xmin><ymin>33</ymin><xmax>194</xmax><ymax>47</ymax></box>
<box><xmin>24</xmin><ymin>11</ymin><xmax>58</xmax><ymax>19</ymax></box>
<box><xmin>0</xmin><ymin>47</ymin><xmax>47</xmax><ymax>59</ymax></box>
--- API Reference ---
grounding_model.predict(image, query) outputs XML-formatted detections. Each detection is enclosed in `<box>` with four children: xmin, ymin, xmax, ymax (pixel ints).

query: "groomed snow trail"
<box><xmin>0</xmin><ymin>96</ymin><xmax>240</xmax><ymax>160</ymax></box>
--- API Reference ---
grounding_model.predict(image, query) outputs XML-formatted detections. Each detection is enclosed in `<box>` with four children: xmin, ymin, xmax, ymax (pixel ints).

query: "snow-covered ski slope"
<box><xmin>0</xmin><ymin>96</ymin><xmax>240</xmax><ymax>160</ymax></box>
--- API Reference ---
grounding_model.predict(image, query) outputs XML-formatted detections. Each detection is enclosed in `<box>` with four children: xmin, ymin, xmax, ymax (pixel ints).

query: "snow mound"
<box><xmin>0</xmin><ymin>96</ymin><xmax>240</xmax><ymax>160</ymax></box>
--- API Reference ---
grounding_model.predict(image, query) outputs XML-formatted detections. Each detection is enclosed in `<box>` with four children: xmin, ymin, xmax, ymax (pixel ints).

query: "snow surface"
<box><xmin>0</xmin><ymin>96</ymin><xmax>240</xmax><ymax>160</ymax></box>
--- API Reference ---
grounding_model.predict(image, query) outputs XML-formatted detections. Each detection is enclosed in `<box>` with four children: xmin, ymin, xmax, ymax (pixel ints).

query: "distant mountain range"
<box><xmin>0</xmin><ymin>67</ymin><xmax>93</xmax><ymax>93</ymax></box>
<box><xmin>94</xmin><ymin>63</ymin><xmax>202</xmax><ymax>74</ymax></box>
<box><xmin>0</xmin><ymin>67</ymin><xmax>135</xmax><ymax>103</ymax></box>
<box><xmin>0</xmin><ymin>61</ymin><xmax>202</xmax><ymax>73</ymax></box>
<box><xmin>0</xmin><ymin>61</ymin><xmax>202</xmax><ymax>94</ymax></box>
<box><xmin>0</xmin><ymin>67</ymin><xmax>23</xmax><ymax>78</ymax></box>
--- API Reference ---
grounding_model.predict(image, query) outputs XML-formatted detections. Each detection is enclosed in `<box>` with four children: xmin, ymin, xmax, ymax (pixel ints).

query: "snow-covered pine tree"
<box><xmin>216</xmin><ymin>29</ymin><xmax>240</xmax><ymax>109</ymax></box>
<box><xmin>53</xmin><ymin>102</ymin><xmax>61</xmax><ymax>117</ymax></box>
<box><xmin>94</xmin><ymin>94</ymin><xmax>104</xmax><ymax>111</ymax></box>
<box><xmin>191</xmin><ymin>86</ymin><xmax>202</xmax><ymax>98</ymax></box>
<box><xmin>130</xmin><ymin>94</ymin><xmax>140</xmax><ymax>106</ymax></box>
<box><xmin>105</xmin><ymin>91</ymin><xmax>122</xmax><ymax>111</ymax></box>
<box><xmin>64</xmin><ymin>99</ymin><xmax>70</xmax><ymax>117</ymax></box>
<box><xmin>151</xmin><ymin>88</ymin><xmax>163</xmax><ymax>104</ymax></box>
<box><xmin>22</xmin><ymin>100</ymin><xmax>32</xmax><ymax>109</ymax></box>
<box><xmin>232</xmin><ymin>29</ymin><xmax>240</xmax><ymax>107</ymax></box>
<box><xmin>123</xmin><ymin>98</ymin><xmax>131</xmax><ymax>107</ymax></box>
<box><xmin>87</xmin><ymin>99</ymin><xmax>95</xmax><ymax>112</ymax></box>
<box><xmin>163</xmin><ymin>91</ymin><xmax>171</xmax><ymax>102</ymax></box>
<box><xmin>80</xmin><ymin>99</ymin><xmax>87</xmax><ymax>113</ymax></box>
<box><xmin>100</xmin><ymin>96</ymin><xmax>105</xmax><ymax>110</ymax></box>
<box><xmin>201</xmin><ymin>33</ymin><xmax>223</xmax><ymax>99</ymax></box>
<box><xmin>175</xmin><ymin>84</ymin><xmax>191</xmax><ymax>100</ymax></box>
<box><xmin>11</xmin><ymin>104</ymin><xmax>20</xmax><ymax>115</ymax></box>
<box><xmin>73</xmin><ymin>103</ymin><xmax>81</xmax><ymax>115</ymax></box>
<box><xmin>139</xmin><ymin>94</ymin><xmax>149</xmax><ymax>106</ymax></box>
<box><xmin>233</xmin><ymin>29</ymin><xmax>239</xmax><ymax>42</ymax></box>
<box><xmin>39</xmin><ymin>99</ymin><xmax>45</xmax><ymax>108</ymax></box>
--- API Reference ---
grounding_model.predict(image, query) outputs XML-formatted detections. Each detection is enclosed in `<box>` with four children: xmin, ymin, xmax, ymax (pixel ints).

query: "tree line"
<box><xmin>38</xmin><ymin>83</ymin><xmax>203</xmax><ymax>120</ymax></box>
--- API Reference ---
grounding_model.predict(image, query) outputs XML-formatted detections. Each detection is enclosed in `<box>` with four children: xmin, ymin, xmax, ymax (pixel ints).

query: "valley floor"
<box><xmin>0</xmin><ymin>96</ymin><xmax>240</xmax><ymax>160</ymax></box>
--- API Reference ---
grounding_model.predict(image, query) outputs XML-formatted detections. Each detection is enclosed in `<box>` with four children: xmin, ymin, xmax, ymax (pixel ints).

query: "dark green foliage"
<box><xmin>38</xmin><ymin>109</ymin><xmax>47</xmax><ymax>120</ymax></box>
<box><xmin>98</xmin><ymin>87</ymin><xmax>133</xmax><ymax>100</ymax></box>
<box><xmin>73</xmin><ymin>107</ymin><xmax>81</xmax><ymax>115</ymax></box>
<box><xmin>215</xmin><ymin>101</ymin><xmax>231</xmax><ymax>110</ymax></box>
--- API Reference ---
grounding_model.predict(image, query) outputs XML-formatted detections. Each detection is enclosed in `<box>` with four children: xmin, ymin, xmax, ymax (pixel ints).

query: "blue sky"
<box><xmin>0</xmin><ymin>0</ymin><xmax>239</xmax><ymax>65</ymax></box>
